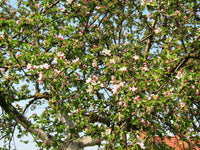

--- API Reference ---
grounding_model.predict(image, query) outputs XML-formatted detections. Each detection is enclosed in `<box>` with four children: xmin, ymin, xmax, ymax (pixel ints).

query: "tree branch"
<box><xmin>144</xmin><ymin>19</ymin><xmax>157</xmax><ymax>54</ymax></box>
<box><xmin>58</xmin><ymin>112</ymin><xmax>75</xmax><ymax>139</ymax></box>
<box><xmin>22</xmin><ymin>92</ymin><xmax>49</xmax><ymax>115</ymax></box>
<box><xmin>154</xmin><ymin>52</ymin><xmax>200</xmax><ymax>93</ymax></box>
<box><xmin>0</xmin><ymin>92</ymin><xmax>53</xmax><ymax>146</ymax></box>
<box><xmin>78</xmin><ymin>128</ymin><xmax>111</xmax><ymax>148</ymax></box>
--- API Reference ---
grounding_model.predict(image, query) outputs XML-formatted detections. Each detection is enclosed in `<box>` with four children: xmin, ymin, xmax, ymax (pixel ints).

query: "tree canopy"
<box><xmin>0</xmin><ymin>0</ymin><xmax>200</xmax><ymax>149</ymax></box>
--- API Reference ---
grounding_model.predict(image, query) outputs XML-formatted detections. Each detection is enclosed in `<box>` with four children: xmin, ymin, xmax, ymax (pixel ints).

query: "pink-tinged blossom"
<box><xmin>93</xmin><ymin>75</ymin><xmax>98</xmax><ymax>80</ymax></box>
<box><xmin>110</xmin><ymin>75</ymin><xmax>116</xmax><ymax>84</ymax></box>
<box><xmin>26</xmin><ymin>18</ymin><xmax>30</xmax><ymax>23</ymax></box>
<box><xmin>119</xmin><ymin>66</ymin><xmax>127</xmax><ymax>72</ymax></box>
<box><xmin>86</xmin><ymin>85</ymin><xmax>93</xmax><ymax>93</ymax></box>
<box><xmin>16</xmin><ymin>20</ymin><xmax>21</xmax><ymax>24</ymax></box>
<box><xmin>15</xmin><ymin>54</ymin><xmax>21</xmax><ymax>58</ymax></box>
<box><xmin>148</xmin><ymin>12</ymin><xmax>152</xmax><ymax>19</ymax></box>
<box><xmin>38</xmin><ymin>72</ymin><xmax>43</xmax><ymax>81</ymax></box>
<box><xmin>35</xmin><ymin>4</ymin><xmax>40</xmax><ymax>9</ymax></box>
<box><xmin>154</xmin><ymin>28</ymin><xmax>162</xmax><ymax>34</ymax></box>
<box><xmin>0</xmin><ymin>68</ymin><xmax>4</xmax><ymax>73</ymax></box>
<box><xmin>57</xmin><ymin>52</ymin><xmax>65</xmax><ymax>59</ymax></box>
<box><xmin>91</xmin><ymin>80</ymin><xmax>97</xmax><ymax>85</ymax></box>
<box><xmin>27</xmin><ymin>63</ymin><xmax>32</xmax><ymax>70</ymax></box>
<box><xmin>102</xmin><ymin>49</ymin><xmax>111</xmax><ymax>56</ymax></box>
<box><xmin>33</xmin><ymin>65</ymin><xmax>39</xmax><ymax>69</ymax></box>
<box><xmin>163</xmin><ymin>92</ymin><xmax>168</xmax><ymax>96</ymax></box>
<box><xmin>112</xmin><ymin>84</ymin><xmax>120</xmax><ymax>94</ymax></box>
<box><xmin>54</xmin><ymin>69</ymin><xmax>60</xmax><ymax>74</ymax></box>
<box><xmin>92</xmin><ymin>59</ymin><xmax>97</xmax><ymax>67</ymax></box>
<box><xmin>192</xmin><ymin>85</ymin><xmax>195</xmax><ymax>89</ymax></box>
<box><xmin>95</xmin><ymin>6</ymin><xmax>101</xmax><ymax>10</ymax></box>
<box><xmin>174</xmin><ymin>10</ymin><xmax>181</xmax><ymax>16</ymax></box>
<box><xmin>134</xmin><ymin>96</ymin><xmax>140</xmax><ymax>101</ymax></box>
<box><xmin>142</xmin><ymin>66</ymin><xmax>149</xmax><ymax>71</ymax></box>
<box><xmin>179</xmin><ymin>102</ymin><xmax>185</xmax><ymax>108</ymax></box>
<box><xmin>56</xmin><ymin>36</ymin><xmax>64</xmax><ymax>40</ymax></box>
<box><xmin>43</xmin><ymin>63</ymin><xmax>50</xmax><ymax>70</ymax></box>
<box><xmin>119</xmin><ymin>101</ymin><xmax>123</xmax><ymax>106</ymax></box>
<box><xmin>82</xmin><ymin>64</ymin><xmax>87</xmax><ymax>68</ymax></box>
<box><xmin>176</xmin><ymin>71</ymin><xmax>184</xmax><ymax>79</ymax></box>
<box><xmin>133</xmin><ymin>55</ymin><xmax>139</xmax><ymax>60</ymax></box>
<box><xmin>86</xmin><ymin>77</ymin><xmax>92</xmax><ymax>84</ymax></box>
<box><xmin>119</xmin><ymin>82</ymin><xmax>126</xmax><ymax>87</ymax></box>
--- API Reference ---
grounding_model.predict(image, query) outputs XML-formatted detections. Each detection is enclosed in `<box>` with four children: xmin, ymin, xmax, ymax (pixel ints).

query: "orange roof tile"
<box><xmin>137</xmin><ymin>131</ymin><xmax>200</xmax><ymax>150</ymax></box>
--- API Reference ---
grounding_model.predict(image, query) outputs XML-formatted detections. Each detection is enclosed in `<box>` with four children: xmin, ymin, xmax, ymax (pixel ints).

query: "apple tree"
<box><xmin>0</xmin><ymin>0</ymin><xmax>200</xmax><ymax>149</ymax></box>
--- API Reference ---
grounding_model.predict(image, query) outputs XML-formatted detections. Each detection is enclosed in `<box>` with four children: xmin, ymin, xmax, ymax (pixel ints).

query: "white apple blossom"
<box><xmin>74</xmin><ymin>58</ymin><xmax>80</xmax><ymax>63</ymax></box>
<box><xmin>91</xmin><ymin>80</ymin><xmax>97</xmax><ymax>85</ymax></box>
<box><xmin>119</xmin><ymin>66</ymin><xmax>127</xmax><ymax>72</ymax></box>
<box><xmin>179</xmin><ymin>102</ymin><xmax>185</xmax><ymax>108</ymax></box>
<box><xmin>86</xmin><ymin>77</ymin><xmax>92</xmax><ymax>84</ymax></box>
<box><xmin>155</xmin><ymin>28</ymin><xmax>162</xmax><ymax>34</ymax></box>
<box><xmin>110</xmin><ymin>59</ymin><xmax>116</xmax><ymax>64</ymax></box>
<box><xmin>38</xmin><ymin>72</ymin><xmax>43</xmax><ymax>81</ymax></box>
<box><xmin>129</xmin><ymin>86</ymin><xmax>137</xmax><ymax>92</ymax></box>
<box><xmin>92</xmin><ymin>59</ymin><xmax>97</xmax><ymax>67</ymax></box>
<box><xmin>102</xmin><ymin>49</ymin><xmax>111</xmax><ymax>56</ymax></box>
<box><xmin>176</xmin><ymin>71</ymin><xmax>184</xmax><ymax>79</ymax></box>
<box><xmin>57</xmin><ymin>52</ymin><xmax>65</xmax><ymax>59</ymax></box>
<box><xmin>110</xmin><ymin>75</ymin><xmax>116</xmax><ymax>84</ymax></box>
<box><xmin>112</xmin><ymin>84</ymin><xmax>120</xmax><ymax>94</ymax></box>
<box><xmin>66</xmin><ymin>0</ymin><xmax>72</xmax><ymax>5</ymax></box>
<box><xmin>119</xmin><ymin>82</ymin><xmax>125</xmax><ymax>87</ymax></box>
<box><xmin>133</xmin><ymin>55</ymin><xmax>139</xmax><ymax>60</ymax></box>
<box><xmin>86</xmin><ymin>85</ymin><xmax>93</xmax><ymax>93</ymax></box>
<box><xmin>43</xmin><ymin>63</ymin><xmax>50</xmax><ymax>70</ymax></box>
<box><xmin>27</xmin><ymin>63</ymin><xmax>32</xmax><ymax>70</ymax></box>
<box><xmin>54</xmin><ymin>69</ymin><xmax>60</xmax><ymax>74</ymax></box>
<box><xmin>53</xmin><ymin>57</ymin><xmax>58</xmax><ymax>64</ymax></box>
<box><xmin>142</xmin><ymin>66</ymin><xmax>149</xmax><ymax>71</ymax></box>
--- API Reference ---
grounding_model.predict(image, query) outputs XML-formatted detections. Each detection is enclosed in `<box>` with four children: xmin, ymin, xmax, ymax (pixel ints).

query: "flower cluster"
<box><xmin>27</xmin><ymin>63</ymin><xmax>50</xmax><ymax>70</ymax></box>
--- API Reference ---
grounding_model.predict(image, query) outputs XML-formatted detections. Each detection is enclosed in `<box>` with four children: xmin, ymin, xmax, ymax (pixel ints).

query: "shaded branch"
<box><xmin>144</xmin><ymin>19</ymin><xmax>157</xmax><ymax>54</ymax></box>
<box><xmin>0</xmin><ymin>92</ymin><xmax>53</xmax><ymax>147</ymax></box>
<box><xmin>22</xmin><ymin>92</ymin><xmax>49</xmax><ymax>115</ymax></box>
<box><xmin>154</xmin><ymin>52</ymin><xmax>200</xmax><ymax>93</ymax></box>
